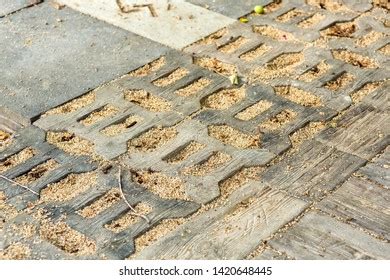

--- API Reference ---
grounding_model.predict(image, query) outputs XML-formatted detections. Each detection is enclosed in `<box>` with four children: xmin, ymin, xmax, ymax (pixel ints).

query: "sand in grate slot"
<box><xmin>0</xmin><ymin>148</ymin><xmax>36</xmax><ymax>173</ymax></box>
<box><xmin>153</xmin><ymin>68</ymin><xmax>188</xmax><ymax>87</ymax></box>
<box><xmin>203</xmin><ymin>87</ymin><xmax>245</xmax><ymax>110</ymax></box>
<box><xmin>129</xmin><ymin>57</ymin><xmax>166</xmax><ymax>77</ymax></box>
<box><xmin>182</xmin><ymin>151</ymin><xmax>232</xmax><ymax>176</ymax></box>
<box><xmin>253</xmin><ymin>25</ymin><xmax>295</xmax><ymax>41</ymax></box>
<box><xmin>379</xmin><ymin>44</ymin><xmax>390</xmax><ymax>56</ymax></box>
<box><xmin>44</xmin><ymin>92</ymin><xmax>96</xmax><ymax>116</ymax></box>
<box><xmin>79</xmin><ymin>105</ymin><xmax>118</xmax><ymax>126</ymax></box>
<box><xmin>260</xmin><ymin>110</ymin><xmax>297</xmax><ymax>131</ymax></box>
<box><xmin>277</xmin><ymin>9</ymin><xmax>306</xmax><ymax>22</ymax></box>
<box><xmin>322</xmin><ymin>22</ymin><xmax>356</xmax><ymax>38</ymax></box>
<box><xmin>324</xmin><ymin>72</ymin><xmax>355</xmax><ymax>91</ymax></box>
<box><xmin>124</xmin><ymin>89</ymin><xmax>171</xmax><ymax>112</ymax></box>
<box><xmin>289</xmin><ymin>122</ymin><xmax>326</xmax><ymax>152</ymax></box>
<box><xmin>332</xmin><ymin>50</ymin><xmax>378</xmax><ymax>68</ymax></box>
<box><xmin>298</xmin><ymin>61</ymin><xmax>329</xmax><ymax>82</ymax></box>
<box><xmin>274</xmin><ymin>86</ymin><xmax>322</xmax><ymax>107</ymax></box>
<box><xmin>351</xmin><ymin>82</ymin><xmax>383</xmax><ymax>103</ymax></box>
<box><xmin>306</xmin><ymin>0</ymin><xmax>349</xmax><ymax>12</ymax></box>
<box><xmin>128</xmin><ymin>126</ymin><xmax>177</xmax><ymax>152</ymax></box>
<box><xmin>235</xmin><ymin>100</ymin><xmax>273</xmax><ymax>121</ymax></box>
<box><xmin>195</xmin><ymin>28</ymin><xmax>227</xmax><ymax>46</ymax></box>
<box><xmin>218</xmin><ymin>37</ymin><xmax>248</xmax><ymax>53</ymax></box>
<box><xmin>175</xmin><ymin>78</ymin><xmax>211</xmax><ymax>97</ymax></box>
<box><xmin>208</xmin><ymin>125</ymin><xmax>260</xmax><ymax>149</ymax></box>
<box><xmin>78</xmin><ymin>188</ymin><xmax>122</xmax><ymax>218</ymax></box>
<box><xmin>166</xmin><ymin>142</ymin><xmax>206</xmax><ymax>163</ymax></box>
<box><xmin>15</xmin><ymin>159</ymin><xmax>59</xmax><ymax>185</ymax></box>
<box><xmin>356</xmin><ymin>31</ymin><xmax>385</xmax><ymax>47</ymax></box>
<box><xmin>298</xmin><ymin>13</ymin><xmax>325</xmax><ymax>28</ymax></box>
<box><xmin>239</xmin><ymin>44</ymin><xmax>270</xmax><ymax>61</ymax></box>
<box><xmin>194</xmin><ymin>57</ymin><xmax>237</xmax><ymax>76</ymax></box>
<box><xmin>101</xmin><ymin>115</ymin><xmax>143</xmax><ymax>136</ymax></box>
<box><xmin>0</xmin><ymin>191</ymin><xmax>19</xmax><ymax>229</ymax></box>
<box><xmin>0</xmin><ymin>243</ymin><xmax>30</xmax><ymax>260</ymax></box>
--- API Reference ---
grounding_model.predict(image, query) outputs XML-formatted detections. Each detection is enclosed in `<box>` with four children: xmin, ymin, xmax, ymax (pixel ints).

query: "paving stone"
<box><xmin>317</xmin><ymin>104</ymin><xmax>390</xmax><ymax>160</ymax></box>
<box><xmin>135</xmin><ymin>182</ymin><xmax>308</xmax><ymax>259</ymax></box>
<box><xmin>0</xmin><ymin>126</ymin><xmax>97</xmax><ymax>211</ymax></box>
<box><xmin>59</xmin><ymin>0</ymin><xmax>235</xmax><ymax>49</ymax></box>
<box><xmin>0</xmin><ymin>2</ymin><xmax>169</xmax><ymax>123</ymax></box>
<box><xmin>319</xmin><ymin>176</ymin><xmax>390</xmax><ymax>240</ymax></box>
<box><xmin>34</xmin><ymin>50</ymin><xmax>229</xmax><ymax>160</ymax></box>
<box><xmin>269</xmin><ymin>211</ymin><xmax>390</xmax><ymax>259</ymax></box>
<box><xmin>262</xmin><ymin>140</ymin><xmax>366</xmax><ymax>201</ymax></box>
<box><xmin>186</xmin><ymin>0</ymin><xmax>273</xmax><ymax>19</ymax></box>
<box><xmin>0</xmin><ymin>0</ymin><xmax>42</xmax><ymax>17</ymax></box>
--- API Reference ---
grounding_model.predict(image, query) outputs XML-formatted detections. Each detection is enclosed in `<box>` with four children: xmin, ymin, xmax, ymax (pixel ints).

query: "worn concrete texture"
<box><xmin>0</xmin><ymin>2</ymin><xmax>169</xmax><ymax>122</ymax></box>
<box><xmin>0</xmin><ymin>0</ymin><xmax>42</xmax><ymax>17</ymax></box>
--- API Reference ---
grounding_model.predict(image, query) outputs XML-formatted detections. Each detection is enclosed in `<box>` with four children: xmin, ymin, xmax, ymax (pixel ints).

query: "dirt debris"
<box><xmin>105</xmin><ymin>202</ymin><xmax>152</xmax><ymax>233</ymax></box>
<box><xmin>239</xmin><ymin>44</ymin><xmax>270</xmax><ymax>61</ymax></box>
<box><xmin>322</xmin><ymin>22</ymin><xmax>356</xmax><ymax>38</ymax></box>
<box><xmin>260</xmin><ymin>110</ymin><xmax>297</xmax><ymax>131</ymax></box>
<box><xmin>124</xmin><ymin>89</ymin><xmax>171</xmax><ymax>112</ymax></box>
<box><xmin>324</xmin><ymin>72</ymin><xmax>355</xmax><ymax>91</ymax></box>
<box><xmin>45</xmin><ymin>92</ymin><xmax>96</xmax><ymax>115</ymax></box>
<box><xmin>235</xmin><ymin>100</ymin><xmax>273</xmax><ymax>121</ymax></box>
<box><xmin>195</xmin><ymin>28</ymin><xmax>227</xmax><ymax>45</ymax></box>
<box><xmin>351</xmin><ymin>82</ymin><xmax>383</xmax><ymax>103</ymax></box>
<box><xmin>274</xmin><ymin>86</ymin><xmax>322</xmax><ymax>107</ymax></box>
<box><xmin>332</xmin><ymin>50</ymin><xmax>378</xmax><ymax>68</ymax></box>
<box><xmin>101</xmin><ymin>115</ymin><xmax>143</xmax><ymax>136</ymax></box>
<box><xmin>0</xmin><ymin>148</ymin><xmax>36</xmax><ymax>174</ymax></box>
<box><xmin>0</xmin><ymin>130</ymin><xmax>12</xmax><ymax>151</ymax></box>
<box><xmin>40</xmin><ymin>172</ymin><xmax>97</xmax><ymax>202</ymax></box>
<box><xmin>79</xmin><ymin>105</ymin><xmax>118</xmax><ymax>126</ymax></box>
<box><xmin>264</xmin><ymin>1</ymin><xmax>282</xmax><ymax>13</ymax></box>
<box><xmin>298</xmin><ymin>61</ymin><xmax>329</xmax><ymax>82</ymax></box>
<box><xmin>253</xmin><ymin>25</ymin><xmax>295</xmax><ymax>41</ymax></box>
<box><xmin>153</xmin><ymin>68</ymin><xmax>188</xmax><ymax>87</ymax></box>
<box><xmin>208</xmin><ymin>125</ymin><xmax>260</xmax><ymax>149</ymax></box>
<box><xmin>0</xmin><ymin>243</ymin><xmax>30</xmax><ymax>260</ymax></box>
<box><xmin>218</xmin><ymin>37</ymin><xmax>248</xmax><ymax>53</ymax></box>
<box><xmin>194</xmin><ymin>57</ymin><xmax>237</xmax><ymax>76</ymax></box>
<box><xmin>379</xmin><ymin>44</ymin><xmax>390</xmax><ymax>55</ymax></box>
<box><xmin>306</xmin><ymin>0</ymin><xmax>349</xmax><ymax>12</ymax></box>
<box><xmin>129</xmin><ymin>57</ymin><xmax>166</xmax><ymax>77</ymax></box>
<box><xmin>0</xmin><ymin>191</ymin><xmax>18</xmax><ymax>229</ymax></box>
<box><xmin>356</xmin><ymin>31</ymin><xmax>385</xmax><ymax>47</ymax></box>
<box><xmin>132</xmin><ymin>170</ymin><xmax>187</xmax><ymax>200</ymax></box>
<box><xmin>15</xmin><ymin>159</ymin><xmax>59</xmax><ymax>185</ymax></box>
<box><xmin>128</xmin><ymin>126</ymin><xmax>177</xmax><ymax>152</ymax></box>
<box><xmin>40</xmin><ymin>220</ymin><xmax>96</xmax><ymax>255</ymax></box>
<box><xmin>182</xmin><ymin>152</ymin><xmax>231</xmax><ymax>176</ymax></box>
<box><xmin>298</xmin><ymin>13</ymin><xmax>325</xmax><ymax>28</ymax></box>
<box><xmin>166</xmin><ymin>141</ymin><xmax>205</xmax><ymax>163</ymax></box>
<box><xmin>277</xmin><ymin>9</ymin><xmax>306</xmax><ymax>22</ymax></box>
<box><xmin>203</xmin><ymin>87</ymin><xmax>246</xmax><ymax>110</ymax></box>
<box><xmin>175</xmin><ymin>78</ymin><xmax>211</xmax><ymax>97</ymax></box>
<box><xmin>78</xmin><ymin>188</ymin><xmax>121</xmax><ymax>218</ymax></box>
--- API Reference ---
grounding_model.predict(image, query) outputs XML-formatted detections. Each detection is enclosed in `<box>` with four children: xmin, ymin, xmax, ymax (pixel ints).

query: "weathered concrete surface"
<box><xmin>59</xmin><ymin>0</ymin><xmax>235</xmax><ymax>49</ymax></box>
<box><xmin>0</xmin><ymin>0</ymin><xmax>42</xmax><ymax>17</ymax></box>
<box><xmin>0</xmin><ymin>2</ymin><xmax>169</xmax><ymax>122</ymax></box>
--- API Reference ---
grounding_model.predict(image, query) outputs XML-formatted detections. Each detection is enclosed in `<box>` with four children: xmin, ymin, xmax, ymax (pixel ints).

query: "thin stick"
<box><xmin>116</xmin><ymin>0</ymin><xmax>139</xmax><ymax>13</ymax></box>
<box><xmin>118</xmin><ymin>167</ymin><xmax>150</xmax><ymax>224</ymax></box>
<box><xmin>0</xmin><ymin>175</ymin><xmax>39</xmax><ymax>195</ymax></box>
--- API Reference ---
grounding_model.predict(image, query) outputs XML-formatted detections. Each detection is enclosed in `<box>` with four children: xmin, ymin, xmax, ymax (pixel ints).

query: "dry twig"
<box><xmin>118</xmin><ymin>167</ymin><xmax>150</xmax><ymax>224</ymax></box>
<box><xmin>0</xmin><ymin>175</ymin><xmax>39</xmax><ymax>195</ymax></box>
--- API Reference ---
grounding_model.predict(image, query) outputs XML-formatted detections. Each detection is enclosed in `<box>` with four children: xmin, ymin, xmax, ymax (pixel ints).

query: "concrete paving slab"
<box><xmin>186</xmin><ymin>0</ymin><xmax>272</xmax><ymax>19</ymax></box>
<box><xmin>0</xmin><ymin>0</ymin><xmax>42</xmax><ymax>17</ymax></box>
<box><xmin>0</xmin><ymin>2</ymin><xmax>169</xmax><ymax>123</ymax></box>
<box><xmin>58</xmin><ymin>0</ymin><xmax>235</xmax><ymax>49</ymax></box>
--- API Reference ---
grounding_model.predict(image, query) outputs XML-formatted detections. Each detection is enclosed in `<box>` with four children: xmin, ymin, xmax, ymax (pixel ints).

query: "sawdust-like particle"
<box><xmin>101</xmin><ymin>115</ymin><xmax>143</xmax><ymax>136</ymax></box>
<box><xmin>15</xmin><ymin>159</ymin><xmax>59</xmax><ymax>185</ymax></box>
<box><xmin>0</xmin><ymin>191</ymin><xmax>18</xmax><ymax>229</ymax></box>
<box><xmin>128</xmin><ymin>126</ymin><xmax>177</xmax><ymax>152</ymax></box>
<box><xmin>194</xmin><ymin>57</ymin><xmax>237</xmax><ymax>76</ymax></box>
<box><xmin>260</xmin><ymin>110</ymin><xmax>297</xmax><ymax>131</ymax></box>
<box><xmin>218</xmin><ymin>37</ymin><xmax>248</xmax><ymax>53</ymax></box>
<box><xmin>132</xmin><ymin>171</ymin><xmax>187</xmax><ymax>200</ymax></box>
<box><xmin>0</xmin><ymin>148</ymin><xmax>36</xmax><ymax>173</ymax></box>
<box><xmin>203</xmin><ymin>87</ymin><xmax>245</xmax><ymax>110</ymax></box>
<box><xmin>250</xmin><ymin>52</ymin><xmax>304</xmax><ymax>82</ymax></box>
<box><xmin>306</xmin><ymin>0</ymin><xmax>349</xmax><ymax>12</ymax></box>
<box><xmin>322</xmin><ymin>22</ymin><xmax>356</xmax><ymax>38</ymax></box>
<box><xmin>46</xmin><ymin>131</ymin><xmax>99</xmax><ymax>159</ymax></box>
<box><xmin>132</xmin><ymin>218</ymin><xmax>185</xmax><ymax>255</ymax></box>
<box><xmin>235</xmin><ymin>100</ymin><xmax>273</xmax><ymax>121</ymax></box>
<box><xmin>350</xmin><ymin>82</ymin><xmax>383</xmax><ymax>103</ymax></box>
<box><xmin>166</xmin><ymin>141</ymin><xmax>206</xmax><ymax>163</ymax></box>
<box><xmin>239</xmin><ymin>44</ymin><xmax>270</xmax><ymax>61</ymax></box>
<box><xmin>0</xmin><ymin>130</ymin><xmax>12</xmax><ymax>151</ymax></box>
<box><xmin>253</xmin><ymin>25</ymin><xmax>295</xmax><ymax>41</ymax></box>
<box><xmin>175</xmin><ymin>78</ymin><xmax>211</xmax><ymax>97</ymax></box>
<box><xmin>124</xmin><ymin>89</ymin><xmax>171</xmax><ymax>112</ymax></box>
<box><xmin>356</xmin><ymin>31</ymin><xmax>385</xmax><ymax>47</ymax></box>
<box><xmin>195</xmin><ymin>28</ymin><xmax>227</xmax><ymax>45</ymax></box>
<box><xmin>264</xmin><ymin>1</ymin><xmax>282</xmax><ymax>13</ymax></box>
<box><xmin>208</xmin><ymin>125</ymin><xmax>260</xmax><ymax>149</ymax></box>
<box><xmin>324</xmin><ymin>72</ymin><xmax>355</xmax><ymax>91</ymax></box>
<box><xmin>79</xmin><ymin>105</ymin><xmax>118</xmax><ymax>126</ymax></box>
<box><xmin>0</xmin><ymin>243</ymin><xmax>30</xmax><ymax>260</ymax></box>
<box><xmin>274</xmin><ymin>86</ymin><xmax>322</xmax><ymax>107</ymax></box>
<box><xmin>105</xmin><ymin>203</ymin><xmax>152</xmax><ymax>233</ymax></box>
<box><xmin>332</xmin><ymin>49</ymin><xmax>378</xmax><ymax>68</ymax></box>
<box><xmin>298</xmin><ymin>61</ymin><xmax>329</xmax><ymax>82</ymax></box>
<box><xmin>289</xmin><ymin>122</ymin><xmax>326</xmax><ymax>151</ymax></box>
<box><xmin>372</xmin><ymin>0</ymin><xmax>390</xmax><ymax>10</ymax></box>
<box><xmin>78</xmin><ymin>188</ymin><xmax>121</xmax><ymax>218</ymax></box>
<box><xmin>11</xmin><ymin>223</ymin><xmax>36</xmax><ymax>238</ymax></box>
<box><xmin>40</xmin><ymin>220</ymin><xmax>96</xmax><ymax>255</ymax></box>
<box><xmin>379</xmin><ymin>44</ymin><xmax>390</xmax><ymax>56</ymax></box>
<box><xmin>44</xmin><ymin>92</ymin><xmax>96</xmax><ymax>115</ymax></box>
<box><xmin>153</xmin><ymin>68</ymin><xmax>188</xmax><ymax>87</ymax></box>
<box><xmin>219</xmin><ymin>166</ymin><xmax>264</xmax><ymax>198</ymax></box>
<box><xmin>40</xmin><ymin>172</ymin><xmax>97</xmax><ymax>202</ymax></box>
<box><xmin>183</xmin><ymin>152</ymin><xmax>231</xmax><ymax>176</ymax></box>
<box><xmin>129</xmin><ymin>56</ymin><xmax>166</xmax><ymax>77</ymax></box>
<box><xmin>277</xmin><ymin>9</ymin><xmax>306</xmax><ymax>22</ymax></box>
<box><xmin>298</xmin><ymin>13</ymin><xmax>325</xmax><ymax>28</ymax></box>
